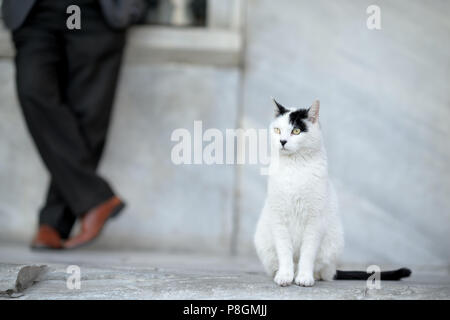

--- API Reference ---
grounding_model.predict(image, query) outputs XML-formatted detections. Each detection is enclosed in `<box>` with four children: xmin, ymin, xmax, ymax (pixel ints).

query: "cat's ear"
<box><xmin>272</xmin><ymin>97</ymin><xmax>288</xmax><ymax>117</ymax></box>
<box><xmin>308</xmin><ymin>100</ymin><xmax>320</xmax><ymax>123</ymax></box>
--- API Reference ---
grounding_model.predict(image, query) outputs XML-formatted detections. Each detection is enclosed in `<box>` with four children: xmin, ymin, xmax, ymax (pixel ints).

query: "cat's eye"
<box><xmin>274</xmin><ymin>128</ymin><xmax>281</xmax><ymax>134</ymax></box>
<box><xmin>292</xmin><ymin>128</ymin><xmax>301</xmax><ymax>135</ymax></box>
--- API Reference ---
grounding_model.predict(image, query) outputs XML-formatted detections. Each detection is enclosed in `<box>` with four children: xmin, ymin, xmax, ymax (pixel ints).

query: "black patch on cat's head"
<box><xmin>273</xmin><ymin>98</ymin><xmax>288</xmax><ymax>117</ymax></box>
<box><xmin>289</xmin><ymin>108</ymin><xmax>309</xmax><ymax>132</ymax></box>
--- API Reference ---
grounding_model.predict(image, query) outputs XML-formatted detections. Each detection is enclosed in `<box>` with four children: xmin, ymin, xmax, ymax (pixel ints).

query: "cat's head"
<box><xmin>270</xmin><ymin>99</ymin><xmax>322</xmax><ymax>156</ymax></box>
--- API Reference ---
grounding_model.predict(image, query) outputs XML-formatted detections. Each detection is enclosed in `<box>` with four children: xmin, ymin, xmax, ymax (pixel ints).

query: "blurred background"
<box><xmin>0</xmin><ymin>0</ymin><xmax>449</xmax><ymax>269</ymax></box>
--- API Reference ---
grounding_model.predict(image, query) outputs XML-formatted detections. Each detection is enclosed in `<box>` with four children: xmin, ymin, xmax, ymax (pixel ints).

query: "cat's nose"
<box><xmin>280</xmin><ymin>140</ymin><xmax>287</xmax><ymax>147</ymax></box>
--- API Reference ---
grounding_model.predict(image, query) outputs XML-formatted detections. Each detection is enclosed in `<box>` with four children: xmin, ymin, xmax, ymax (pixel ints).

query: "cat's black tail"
<box><xmin>334</xmin><ymin>268</ymin><xmax>411</xmax><ymax>280</ymax></box>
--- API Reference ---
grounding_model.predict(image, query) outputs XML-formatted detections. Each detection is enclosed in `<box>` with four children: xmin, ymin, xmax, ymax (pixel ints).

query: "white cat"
<box><xmin>254</xmin><ymin>99</ymin><xmax>412</xmax><ymax>287</ymax></box>
<box><xmin>254</xmin><ymin>99</ymin><xmax>343</xmax><ymax>287</ymax></box>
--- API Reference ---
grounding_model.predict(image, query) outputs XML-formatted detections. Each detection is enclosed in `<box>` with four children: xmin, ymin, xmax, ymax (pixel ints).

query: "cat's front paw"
<box><xmin>295</xmin><ymin>273</ymin><xmax>315</xmax><ymax>287</ymax></box>
<box><xmin>274</xmin><ymin>270</ymin><xmax>294</xmax><ymax>287</ymax></box>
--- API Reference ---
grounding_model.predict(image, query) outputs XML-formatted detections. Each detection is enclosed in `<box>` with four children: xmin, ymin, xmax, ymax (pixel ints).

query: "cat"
<box><xmin>254</xmin><ymin>99</ymin><xmax>411</xmax><ymax>287</ymax></box>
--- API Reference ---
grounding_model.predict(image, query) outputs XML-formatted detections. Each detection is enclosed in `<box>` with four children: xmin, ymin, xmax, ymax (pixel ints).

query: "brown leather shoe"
<box><xmin>31</xmin><ymin>225</ymin><xmax>63</xmax><ymax>250</ymax></box>
<box><xmin>63</xmin><ymin>196</ymin><xmax>125</xmax><ymax>249</ymax></box>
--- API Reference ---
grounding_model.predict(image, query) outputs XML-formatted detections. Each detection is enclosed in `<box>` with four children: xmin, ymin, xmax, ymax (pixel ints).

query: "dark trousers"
<box><xmin>13</xmin><ymin>0</ymin><xmax>126</xmax><ymax>238</ymax></box>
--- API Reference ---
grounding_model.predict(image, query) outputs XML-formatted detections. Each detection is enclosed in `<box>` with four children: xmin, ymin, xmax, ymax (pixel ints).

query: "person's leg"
<box><xmin>39</xmin><ymin>7</ymin><xmax>125</xmax><ymax>240</ymax></box>
<box><xmin>40</xmin><ymin>19</ymin><xmax>125</xmax><ymax>238</ymax></box>
<box><xmin>12</xmin><ymin>12</ymin><xmax>74</xmax><ymax>241</ymax></box>
<box><xmin>37</xmin><ymin>0</ymin><xmax>126</xmax><ymax>240</ymax></box>
<box><xmin>61</xmin><ymin>1</ymin><xmax>127</xmax><ymax>249</ymax></box>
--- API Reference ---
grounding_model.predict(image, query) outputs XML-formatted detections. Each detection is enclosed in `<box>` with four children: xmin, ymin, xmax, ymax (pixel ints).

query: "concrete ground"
<box><xmin>0</xmin><ymin>245</ymin><xmax>449</xmax><ymax>300</ymax></box>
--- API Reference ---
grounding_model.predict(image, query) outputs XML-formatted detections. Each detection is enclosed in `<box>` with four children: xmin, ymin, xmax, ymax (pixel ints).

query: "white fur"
<box><xmin>254</xmin><ymin>100</ymin><xmax>344</xmax><ymax>287</ymax></box>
